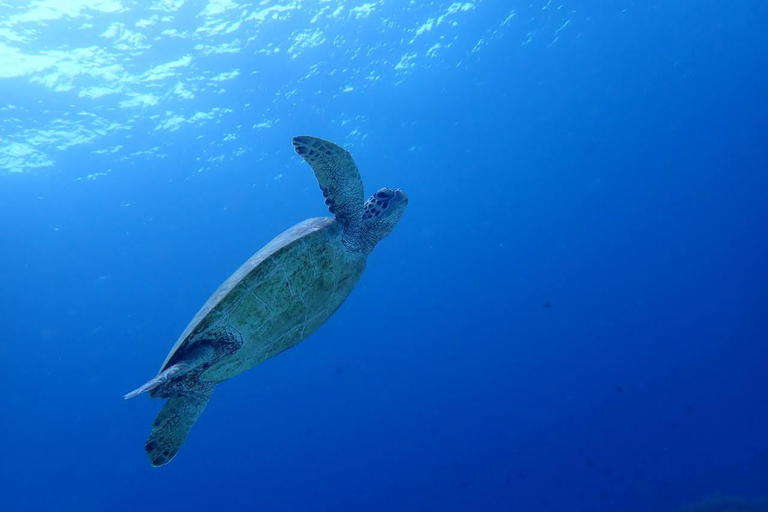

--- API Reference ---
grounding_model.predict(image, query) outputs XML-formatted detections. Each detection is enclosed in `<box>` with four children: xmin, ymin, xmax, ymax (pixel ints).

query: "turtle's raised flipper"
<box><xmin>145</xmin><ymin>382</ymin><xmax>215</xmax><ymax>467</ymax></box>
<box><xmin>123</xmin><ymin>362</ymin><xmax>191</xmax><ymax>400</ymax></box>
<box><xmin>292</xmin><ymin>135</ymin><xmax>364</xmax><ymax>243</ymax></box>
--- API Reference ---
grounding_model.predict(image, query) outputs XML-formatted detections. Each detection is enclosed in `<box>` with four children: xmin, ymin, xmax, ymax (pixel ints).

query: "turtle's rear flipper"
<box><xmin>145</xmin><ymin>382</ymin><xmax>215</xmax><ymax>467</ymax></box>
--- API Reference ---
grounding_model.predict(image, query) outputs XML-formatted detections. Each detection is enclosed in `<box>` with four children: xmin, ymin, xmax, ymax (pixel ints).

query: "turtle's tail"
<box><xmin>123</xmin><ymin>363</ymin><xmax>189</xmax><ymax>400</ymax></box>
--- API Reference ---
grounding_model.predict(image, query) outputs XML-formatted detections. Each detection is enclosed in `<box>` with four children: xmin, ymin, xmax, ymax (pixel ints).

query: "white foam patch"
<box><xmin>142</xmin><ymin>55</ymin><xmax>192</xmax><ymax>81</ymax></box>
<box><xmin>78</xmin><ymin>171</ymin><xmax>110</xmax><ymax>180</ymax></box>
<box><xmin>196</xmin><ymin>18</ymin><xmax>241</xmax><ymax>37</ymax></box>
<box><xmin>210</xmin><ymin>69</ymin><xmax>240</xmax><ymax>82</ymax></box>
<box><xmin>288</xmin><ymin>29</ymin><xmax>326</xmax><ymax>58</ymax></box>
<box><xmin>79</xmin><ymin>85</ymin><xmax>122</xmax><ymax>98</ymax></box>
<box><xmin>0</xmin><ymin>43</ymin><xmax>57</xmax><ymax>79</ymax></box>
<box><xmin>119</xmin><ymin>93</ymin><xmax>159</xmax><ymax>108</ymax></box>
<box><xmin>395</xmin><ymin>52</ymin><xmax>417</xmax><ymax>71</ymax></box>
<box><xmin>150</xmin><ymin>0</ymin><xmax>185</xmax><ymax>12</ymax></box>
<box><xmin>350</xmin><ymin>3</ymin><xmax>378</xmax><ymax>19</ymax></box>
<box><xmin>0</xmin><ymin>28</ymin><xmax>30</xmax><ymax>43</ymax></box>
<box><xmin>194</xmin><ymin>41</ymin><xmax>241</xmax><ymax>55</ymax></box>
<box><xmin>5</xmin><ymin>0</ymin><xmax>126</xmax><ymax>25</ymax></box>
<box><xmin>472</xmin><ymin>9</ymin><xmax>518</xmax><ymax>53</ymax></box>
<box><xmin>0</xmin><ymin>115</ymin><xmax>128</xmax><ymax>173</ymax></box>
<box><xmin>155</xmin><ymin>114</ymin><xmax>186</xmax><ymax>131</ymax></box>
<box><xmin>92</xmin><ymin>145</ymin><xmax>123</xmax><ymax>154</ymax></box>
<box><xmin>411</xmin><ymin>2</ymin><xmax>476</xmax><ymax>44</ymax></box>
<box><xmin>188</xmin><ymin>107</ymin><xmax>233</xmax><ymax>125</ymax></box>
<box><xmin>160</xmin><ymin>28</ymin><xmax>185</xmax><ymax>37</ymax></box>
<box><xmin>414</xmin><ymin>19</ymin><xmax>435</xmax><ymax>39</ymax></box>
<box><xmin>27</xmin><ymin>46</ymin><xmax>127</xmax><ymax>96</ymax></box>
<box><xmin>329</xmin><ymin>5</ymin><xmax>344</xmax><ymax>18</ymax></box>
<box><xmin>136</xmin><ymin>16</ymin><xmax>159</xmax><ymax>29</ymax></box>
<box><xmin>101</xmin><ymin>22</ymin><xmax>123</xmax><ymax>39</ymax></box>
<box><xmin>199</xmin><ymin>0</ymin><xmax>240</xmax><ymax>18</ymax></box>
<box><xmin>0</xmin><ymin>141</ymin><xmax>54</xmax><ymax>173</ymax></box>
<box><xmin>310</xmin><ymin>6</ymin><xmax>330</xmax><ymax>24</ymax></box>
<box><xmin>173</xmin><ymin>82</ymin><xmax>195</xmax><ymax>99</ymax></box>
<box><xmin>102</xmin><ymin>24</ymin><xmax>150</xmax><ymax>52</ymax></box>
<box><xmin>245</xmin><ymin>2</ymin><xmax>299</xmax><ymax>24</ymax></box>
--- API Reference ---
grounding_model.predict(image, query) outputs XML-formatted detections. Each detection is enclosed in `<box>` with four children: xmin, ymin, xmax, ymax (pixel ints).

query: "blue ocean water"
<box><xmin>1</xmin><ymin>1</ymin><xmax>767</xmax><ymax>511</ymax></box>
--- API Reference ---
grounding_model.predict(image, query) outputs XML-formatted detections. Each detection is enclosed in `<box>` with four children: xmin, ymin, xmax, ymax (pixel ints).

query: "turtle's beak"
<box><xmin>394</xmin><ymin>189</ymin><xmax>408</xmax><ymax>204</ymax></box>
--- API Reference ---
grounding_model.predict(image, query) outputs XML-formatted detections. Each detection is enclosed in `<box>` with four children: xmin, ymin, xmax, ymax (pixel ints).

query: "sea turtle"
<box><xmin>125</xmin><ymin>135</ymin><xmax>408</xmax><ymax>466</ymax></box>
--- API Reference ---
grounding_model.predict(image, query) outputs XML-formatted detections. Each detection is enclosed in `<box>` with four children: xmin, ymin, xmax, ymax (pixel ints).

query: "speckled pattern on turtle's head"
<box><xmin>361</xmin><ymin>187</ymin><xmax>408</xmax><ymax>253</ymax></box>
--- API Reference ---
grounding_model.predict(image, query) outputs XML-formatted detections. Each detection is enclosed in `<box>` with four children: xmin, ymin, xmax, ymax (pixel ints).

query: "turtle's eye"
<box><xmin>375</xmin><ymin>190</ymin><xmax>392</xmax><ymax>200</ymax></box>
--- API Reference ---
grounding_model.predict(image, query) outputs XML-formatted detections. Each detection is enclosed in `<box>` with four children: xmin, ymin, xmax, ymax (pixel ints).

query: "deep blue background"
<box><xmin>1</xmin><ymin>2</ymin><xmax>767</xmax><ymax>511</ymax></box>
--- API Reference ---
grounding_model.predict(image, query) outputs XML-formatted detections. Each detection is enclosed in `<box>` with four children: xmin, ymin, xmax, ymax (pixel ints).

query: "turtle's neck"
<box><xmin>357</xmin><ymin>227</ymin><xmax>379</xmax><ymax>255</ymax></box>
<box><xmin>343</xmin><ymin>231</ymin><xmax>369</xmax><ymax>254</ymax></box>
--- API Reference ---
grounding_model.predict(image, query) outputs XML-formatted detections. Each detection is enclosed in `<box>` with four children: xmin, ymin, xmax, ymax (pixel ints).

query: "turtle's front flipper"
<box><xmin>292</xmin><ymin>136</ymin><xmax>364</xmax><ymax>243</ymax></box>
<box><xmin>145</xmin><ymin>382</ymin><xmax>215</xmax><ymax>467</ymax></box>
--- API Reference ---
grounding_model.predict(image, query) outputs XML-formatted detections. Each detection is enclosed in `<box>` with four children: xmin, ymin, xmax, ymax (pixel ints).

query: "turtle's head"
<box><xmin>360</xmin><ymin>187</ymin><xmax>408</xmax><ymax>253</ymax></box>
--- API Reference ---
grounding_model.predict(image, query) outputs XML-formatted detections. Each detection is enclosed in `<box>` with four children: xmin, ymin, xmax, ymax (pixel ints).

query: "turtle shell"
<box><xmin>158</xmin><ymin>216</ymin><xmax>366</xmax><ymax>381</ymax></box>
